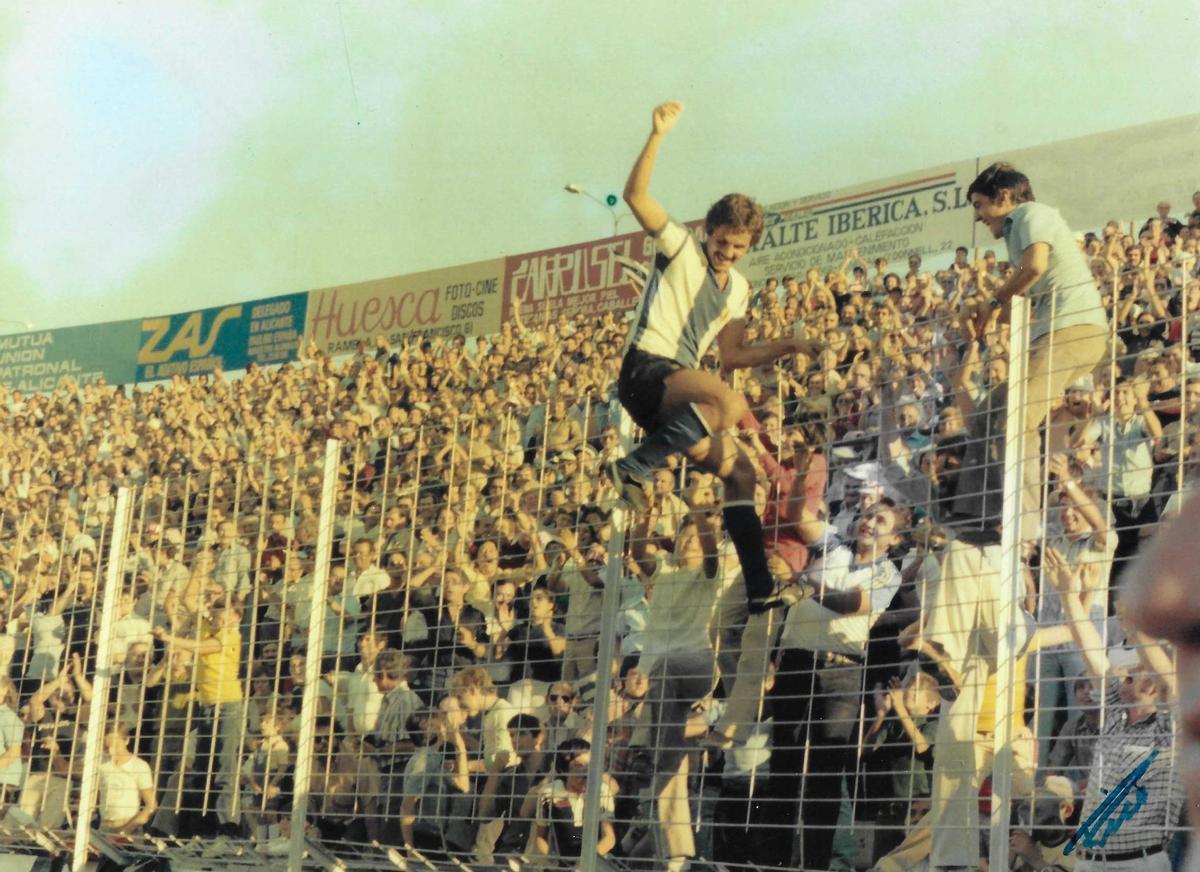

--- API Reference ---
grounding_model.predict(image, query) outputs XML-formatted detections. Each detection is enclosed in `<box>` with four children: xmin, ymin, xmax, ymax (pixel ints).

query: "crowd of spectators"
<box><xmin>0</xmin><ymin>192</ymin><xmax>1196</xmax><ymax>870</ymax></box>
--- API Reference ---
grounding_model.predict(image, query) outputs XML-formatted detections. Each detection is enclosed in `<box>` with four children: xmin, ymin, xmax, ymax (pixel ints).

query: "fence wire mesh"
<box><xmin>0</xmin><ymin>225</ymin><xmax>1194</xmax><ymax>871</ymax></box>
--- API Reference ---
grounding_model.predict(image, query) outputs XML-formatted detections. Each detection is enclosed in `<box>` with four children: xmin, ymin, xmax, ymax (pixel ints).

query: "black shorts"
<box><xmin>618</xmin><ymin>347</ymin><xmax>683</xmax><ymax>432</ymax></box>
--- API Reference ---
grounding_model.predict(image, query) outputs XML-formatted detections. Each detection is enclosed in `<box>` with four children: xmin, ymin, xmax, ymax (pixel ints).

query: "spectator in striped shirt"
<box><xmin>1045</xmin><ymin>547</ymin><xmax>1181</xmax><ymax>871</ymax></box>
<box><xmin>1123</xmin><ymin>491</ymin><xmax>1200</xmax><ymax>872</ymax></box>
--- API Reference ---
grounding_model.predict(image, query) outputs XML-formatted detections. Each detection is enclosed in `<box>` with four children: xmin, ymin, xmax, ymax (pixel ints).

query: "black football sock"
<box><xmin>721</xmin><ymin>500</ymin><xmax>775</xmax><ymax>605</ymax></box>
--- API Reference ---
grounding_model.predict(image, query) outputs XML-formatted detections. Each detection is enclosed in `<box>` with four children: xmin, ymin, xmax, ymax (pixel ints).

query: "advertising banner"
<box><xmin>740</xmin><ymin>160</ymin><xmax>981</xmax><ymax>285</ymax></box>
<box><xmin>242</xmin><ymin>293</ymin><xmax>309</xmax><ymax>368</ymax></box>
<box><xmin>502</xmin><ymin>230</ymin><xmax>669</xmax><ymax>326</ymax></box>
<box><xmin>0</xmin><ymin>321</ymin><xmax>139</xmax><ymax>391</ymax></box>
<box><xmin>136</xmin><ymin>292</ymin><xmax>307</xmax><ymax>381</ymax></box>
<box><xmin>304</xmin><ymin>259</ymin><xmax>505</xmax><ymax>356</ymax></box>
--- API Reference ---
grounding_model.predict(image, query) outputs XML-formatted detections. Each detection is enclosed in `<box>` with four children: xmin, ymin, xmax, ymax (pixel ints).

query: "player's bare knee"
<box><xmin>684</xmin><ymin>438</ymin><xmax>713</xmax><ymax>467</ymax></box>
<box><xmin>720</xmin><ymin>393</ymin><xmax>749</xmax><ymax>432</ymax></box>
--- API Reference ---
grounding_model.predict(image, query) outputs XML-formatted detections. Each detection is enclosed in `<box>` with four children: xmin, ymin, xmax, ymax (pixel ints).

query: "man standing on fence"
<box><xmin>967</xmin><ymin>162</ymin><xmax>1108</xmax><ymax>546</ymax></box>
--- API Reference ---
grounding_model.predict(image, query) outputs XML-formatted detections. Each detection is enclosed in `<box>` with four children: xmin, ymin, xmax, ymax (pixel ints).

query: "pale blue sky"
<box><xmin>1</xmin><ymin>0</ymin><xmax>1197</xmax><ymax>333</ymax></box>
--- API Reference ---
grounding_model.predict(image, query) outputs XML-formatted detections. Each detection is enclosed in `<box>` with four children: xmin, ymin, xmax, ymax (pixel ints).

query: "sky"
<box><xmin>0</xmin><ymin>0</ymin><xmax>1198</xmax><ymax>334</ymax></box>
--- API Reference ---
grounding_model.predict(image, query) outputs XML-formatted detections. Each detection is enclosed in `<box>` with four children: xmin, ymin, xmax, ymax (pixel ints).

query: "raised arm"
<box><xmin>1141</xmin><ymin>266</ymin><xmax>1170</xmax><ymax>320</ymax></box>
<box><xmin>1045</xmin><ymin>547</ymin><xmax>1111</xmax><ymax>679</ymax></box>
<box><xmin>686</xmin><ymin>489</ymin><xmax>721</xmax><ymax>580</ymax></box>
<box><xmin>836</xmin><ymin>248</ymin><xmax>855</xmax><ymax>281</ymax></box>
<box><xmin>898</xmin><ymin>619</ymin><xmax>963</xmax><ymax>692</ymax></box>
<box><xmin>629</xmin><ymin>492</ymin><xmax>661</xmax><ymax>579</ymax></box>
<box><xmin>784</xmin><ymin>449</ymin><xmax>827</xmax><ymax>540</ymax></box>
<box><xmin>623</xmin><ymin>102</ymin><xmax>680</xmax><ymax>235</ymax></box>
<box><xmin>1127</xmin><ymin>626</ymin><xmax>1177</xmax><ymax>699</ymax></box>
<box><xmin>951</xmin><ymin>337</ymin><xmax>982</xmax><ymax>420</ymax></box>
<box><xmin>800</xmin><ymin>576</ymin><xmax>869</xmax><ymax>616</ymax></box>
<box><xmin>47</xmin><ymin>576</ymin><xmax>80</xmax><ymax>617</ymax></box>
<box><xmin>1046</xmin><ymin>453</ymin><xmax>1111</xmax><ymax>551</ymax></box>
<box><xmin>26</xmin><ymin>668</ymin><xmax>72</xmax><ymax>724</ymax></box>
<box><xmin>560</xmin><ymin>527</ymin><xmax>603</xmax><ymax>589</ymax></box>
<box><xmin>877</xmin><ymin>355</ymin><xmax>907</xmax><ymax>463</ymax></box>
<box><xmin>70</xmin><ymin>652</ymin><xmax>94</xmax><ymax>702</ymax></box>
<box><xmin>153</xmin><ymin>625</ymin><xmax>222</xmax><ymax>656</ymax></box>
<box><xmin>1131</xmin><ymin>378</ymin><xmax>1163</xmax><ymax>440</ymax></box>
<box><xmin>794</xmin><ymin>491</ymin><xmax>829</xmax><ymax>548</ymax></box>
<box><xmin>445</xmin><ymin>724</ymin><xmax>471</xmax><ymax>794</ymax></box>
<box><xmin>886</xmin><ymin>676</ymin><xmax>932</xmax><ymax>755</ymax></box>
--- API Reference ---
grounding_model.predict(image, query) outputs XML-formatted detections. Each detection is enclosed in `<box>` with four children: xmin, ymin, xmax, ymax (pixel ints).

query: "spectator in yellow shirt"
<box><xmin>155</xmin><ymin>603</ymin><xmax>244</xmax><ymax>831</ymax></box>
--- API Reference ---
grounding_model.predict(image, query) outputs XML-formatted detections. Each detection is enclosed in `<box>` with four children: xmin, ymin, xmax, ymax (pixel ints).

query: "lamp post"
<box><xmin>563</xmin><ymin>183</ymin><xmax>636</xmax><ymax>237</ymax></box>
<box><xmin>0</xmin><ymin>318</ymin><xmax>33</xmax><ymax>332</ymax></box>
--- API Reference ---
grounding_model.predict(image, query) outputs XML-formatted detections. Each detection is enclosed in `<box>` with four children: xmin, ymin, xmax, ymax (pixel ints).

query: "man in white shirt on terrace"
<box><xmin>451</xmin><ymin>667</ymin><xmax>517</xmax><ymax>773</ymax></box>
<box><xmin>343</xmin><ymin>629</ymin><xmax>389</xmax><ymax>738</ymax></box>
<box><xmin>347</xmin><ymin>537</ymin><xmax>390</xmax><ymax>598</ymax></box>
<box><xmin>213</xmin><ymin>520</ymin><xmax>251</xmax><ymax>603</ymax></box>
<box><xmin>765</xmin><ymin>495</ymin><xmax>904</xmax><ymax>870</ymax></box>
<box><xmin>98</xmin><ymin>723</ymin><xmax>156</xmax><ymax>835</ymax></box>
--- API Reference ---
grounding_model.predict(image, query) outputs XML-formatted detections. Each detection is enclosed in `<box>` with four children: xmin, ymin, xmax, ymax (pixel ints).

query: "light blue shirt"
<box><xmin>0</xmin><ymin>705</ymin><xmax>23</xmax><ymax>786</ymax></box>
<box><xmin>1002</xmin><ymin>202</ymin><xmax>1106</xmax><ymax>342</ymax></box>
<box><xmin>1084</xmin><ymin>414</ymin><xmax>1156</xmax><ymax>500</ymax></box>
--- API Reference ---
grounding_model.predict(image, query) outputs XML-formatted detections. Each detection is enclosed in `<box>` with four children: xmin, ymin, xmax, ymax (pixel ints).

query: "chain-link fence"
<box><xmin>0</xmin><ymin>228</ymin><xmax>1194</xmax><ymax>871</ymax></box>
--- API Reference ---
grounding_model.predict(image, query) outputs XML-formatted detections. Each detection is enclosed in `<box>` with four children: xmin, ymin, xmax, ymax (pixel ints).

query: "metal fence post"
<box><xmin>990</xmin><ymin>295</ymin><xmax>1031</xmax><ymax>872</ymax></box>
<box><xmin>72</xmin><ymin>487</ymin><xmax>133</xmax><ymax>872</ymax></box>
<box><xmin>288</xmin><ymin>439</ymin><xmax>341</xmax><ymax>872</ymax></box>
<box><xmin>578</xmin><ymin>412</ymin><xmax>636</xmax><ymax>870</ymax></box>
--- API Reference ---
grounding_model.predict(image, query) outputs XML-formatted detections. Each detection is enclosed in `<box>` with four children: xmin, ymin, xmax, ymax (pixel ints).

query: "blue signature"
<box><xmin>1064</xmin><ymin>749</ymin><xmax>1159</xmax><ymax>855</ymax></box>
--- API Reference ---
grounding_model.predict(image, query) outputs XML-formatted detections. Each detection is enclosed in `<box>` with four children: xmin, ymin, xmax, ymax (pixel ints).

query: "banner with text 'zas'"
<box><xmin>136</xmin><ymin>292</ymin><xmax>306</xmax><ymax>381</ymax></box>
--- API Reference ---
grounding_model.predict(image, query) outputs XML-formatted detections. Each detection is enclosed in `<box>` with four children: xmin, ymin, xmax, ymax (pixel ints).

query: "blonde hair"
<box><xmin>906</xmin><ymin>670</ymin><xmax>940</xmax><ymax>699</ymax></box>
<box><xmin>450</xmin><ymin>666</ymin><xmax>495</xmax><ymax>696</ymax></box>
